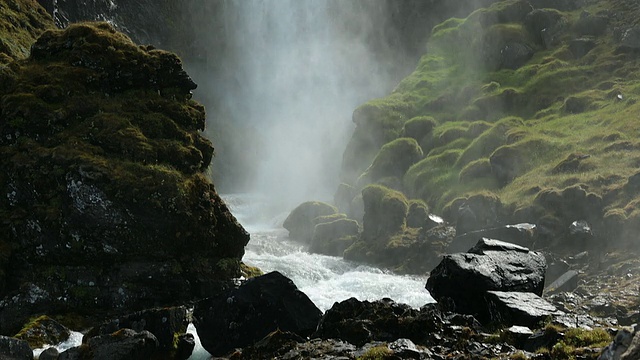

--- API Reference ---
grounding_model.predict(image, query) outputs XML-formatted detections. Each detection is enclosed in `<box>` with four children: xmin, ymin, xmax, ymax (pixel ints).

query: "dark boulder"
<box><xmin>485</xmin><ymin>291</ymin><xmax>563</xmax><ymax>327</ymax></box>
<box><xmin>193</xmin><ymin>271</ymin><xmax>322</xmax><ymax>356</ymax></box>
<box><xmin>314</xmin><ymin>298</ymin><xmax>444</xmax><ymax>347</ymax></box>
<box><xmin>174</xmin><ymin>333</ymin><xmax>195</xmax><ymax>360</ymax></box>
<box><xmin>14</xmin><ymin>315</ymin><xmax>71</xmax><ymax>349</ymax></box>
<box><xmin>63</xmin><ymin>329</ymin><xmax>159</xmax><ymax>360</ymax></box>
<box><xmin>84</xmin><ymin>306</ymin><xmax>188</xmax><ymax>352</ymax></box>
<box><xmin>426</xmin><ymin>238</ymin><xmax>546</xmax><ymax>323</ymax></box>
<box><xmin>599</xmin><ymin>328</ymin><xmax>635</xmax><ymax>360</ymax></box>
<box><xmin>0</xmin><ymin>335</ymin><xmax>32</xmax><ymax>360</ymax></box>
<box><xmin>39</xmin><ymin>347</ymin><xmax>60</xmax><ymax>360</ymax></box>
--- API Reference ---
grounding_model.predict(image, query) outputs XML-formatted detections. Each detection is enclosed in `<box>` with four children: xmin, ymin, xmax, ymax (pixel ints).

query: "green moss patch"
<box><xmin>338</xmin><ymin>0</ymin><xmax>640</xmax><ymax>250</ymax></box>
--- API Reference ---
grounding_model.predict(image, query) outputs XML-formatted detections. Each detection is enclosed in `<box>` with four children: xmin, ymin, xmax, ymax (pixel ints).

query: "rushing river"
<box><xmin>34</xmin><ymin>194</ymin><xmax>434</xmax><ymax>359</ymax></box>
<box><xmin>185</xmin><ymin>194</ymin><xmax>435</xmax><ymax>359</ymax></box>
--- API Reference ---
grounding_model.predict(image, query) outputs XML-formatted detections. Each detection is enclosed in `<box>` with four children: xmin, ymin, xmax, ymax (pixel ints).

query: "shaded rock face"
<box><xmin>314</xmin><ymin>297</ymin><xmax>445</xmax><ymax>347</ymax></box>
<box><xmin>0</xmin><ymin>335</ymin><xmax>32</xmax><ymax>360</ymax></box>
<box><xmin>193</xmin><ymin>271</ymin><xmax>322</xmax><ymax>356</ymax></box>
<box><xmin>85</xmin><ymin>306</ymin><xmax>188</xmax><ymax>352</ymax></box>
<box><xmin>485</xmin><ymin>291</ymin><xmax>563</xmax><ymax>327</ymax></box>
<box><xmin>0</xmin><ymin>22</ymin><xmax>249</xmax><ymax>335</ymax></box>
<box><xmin>426</xmin><ymin>238</ymin><xmax>546</xmax><ymax>324</ymax></box>
<box><xmin>14</xmin><ymin>315</ymin><xmax>71</xmax><ymax>349</ymax></box>
<box><xmin>60</xmin><ymin>329</ymin><xmax>159</xmax><ymax>360</ymax></box>
<box><xmin>0</xmin><ymin>0</ymin><xmax>54</xmax><ymax>62</ymax></box>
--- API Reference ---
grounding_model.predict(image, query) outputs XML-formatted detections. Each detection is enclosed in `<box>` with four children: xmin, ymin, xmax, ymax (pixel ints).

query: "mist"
<box><xmin>187</xmin><ymin>0</ymin><xmax>425</xmax><ymax>213</ymax></box>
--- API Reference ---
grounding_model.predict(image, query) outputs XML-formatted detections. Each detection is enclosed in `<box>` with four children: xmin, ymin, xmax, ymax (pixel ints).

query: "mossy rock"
<box><xmin>0</xmin><ymin>22</ymin><xmax>249</xmax><ymax>335</ymax></box>
<box><xmin>282</xmin><ymin>201</ymin><xmax>338</xmax><ymax>243</ymax></box>
<box><xmin>0</xmin><ymin>0</ymin><xmax>53</xmax><ymax>62</ymax></box>
<box><xmin>402</xmin><ymin>116</ymin><xmax>437</xmax><ymax>140</ymax></box>
<box><xmin>14</xmin><ymin>315</ymin><xmax>71</xmax><ymax>349</ymax></box>
<box><xmin>334</xmin><ymin>183</ymin><xmax>356</xmax><ymax>215</ymax></box>
<box><xmin>309</xmin><ymin>219</ymin><xmax>360</xmax><ymax>257</ymax></box>
<box><xmin>359</xmin><ymin>138</ymin><xmax>423</xmax><ymax>187</ymax></box>
<box><xmin>361</xmin><ymin>185</ymin><xmax>408</xmax><ymax>242</ymax></box>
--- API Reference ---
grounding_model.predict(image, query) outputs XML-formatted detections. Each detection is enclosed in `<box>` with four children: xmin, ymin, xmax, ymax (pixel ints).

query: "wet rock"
<box><xmin>283</xmin><ymin>201</ymin><xmax>338</xmax><ymax>243</ymax></box>
<box><xmin>315</xmin><ymin>298</ymin><xmax>443</xmax><ymax>347</ymax></box>
<box><xmin>86</xmin><ymin>329</ymin><xmax>159</xmax><ymax>360</ymax></box>
<box><xmin>174</xmin><ymin>333</ymin><xmax>195</xmax><ymax>360</ymax></box>
<box><xmin>0</xmin><ymin>22</ymin><xmax>249</xmax><ymax>334</ymax></box>
<box><xmin>309</xmin><ymin>218</ymin><xmax>359</xmax><ymax>257</ymax></box>
<box><xmin>39</xmin><ymin>347</ymin><xmax>60</xmax><ymax>360</ymax></box>
<box><xmin>193</xmin><ymin>271</ymin><xmax>322</xmax><ymax>356</ymax></box>
<box><xmin>85</xmin><ymin>306</ymin><xmax>188</xmax><ymax>352</ymax></box>
<box><xmin>0</xmin><ymin>335</ymin><xmax>32</xmax><ymax>360</ymax></box>
<box><xmin>545</xmin><ymin>270</ymin><xmax>579</xmax><ymax>295</ymax></box>
<box><xmin>485</xmin><ymin>291</ymin><xmax>563</xmax><ymax>327</ymax></box>
<box><xmin>427</xmin><ymin>238</ymin><xmax>546</xmax><ymax>323</ymax></box>
<box><xmin>14</xmin><ymin>315</ymin><xmax>70</xmax><ymax>349</ymax></box>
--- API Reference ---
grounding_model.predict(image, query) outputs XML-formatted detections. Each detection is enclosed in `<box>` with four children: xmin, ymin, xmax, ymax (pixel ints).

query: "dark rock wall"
<box><xmin>0</xmin><ymin>20</ymin><xmax>249</xmax><ymax>335</ymax></box>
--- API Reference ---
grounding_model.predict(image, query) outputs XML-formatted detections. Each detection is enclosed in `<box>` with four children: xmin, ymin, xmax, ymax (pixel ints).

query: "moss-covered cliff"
<box><xmin>0</xmin><ymin>7</ymin><xmax>249</xmax><ymax>335</ymax></box>
<box><xmin>317</xmin><ymin>0</ymin><xmax>640</xmax><ymax>270</ymax></box>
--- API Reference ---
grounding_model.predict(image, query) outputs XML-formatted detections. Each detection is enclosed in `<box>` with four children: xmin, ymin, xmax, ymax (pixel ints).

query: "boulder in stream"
<box><xmin>193</xmin><ymin>271</ymin><xmax>322</xmax><ymax>356</ymax></box>
<box><xmin>426</xmin><ymin>238</ymin><xmax>546</xmax><ymax>323</ymax></box>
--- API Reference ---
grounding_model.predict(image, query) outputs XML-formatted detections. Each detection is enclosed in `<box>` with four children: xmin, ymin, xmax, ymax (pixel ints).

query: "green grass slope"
<box><xmin>341</xmin><ymin>0</ymin><xmax>640</xmax><ymax>249</ymax></box>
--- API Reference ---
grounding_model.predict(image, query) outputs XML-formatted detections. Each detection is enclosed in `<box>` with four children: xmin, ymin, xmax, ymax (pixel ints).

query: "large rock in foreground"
<box><xmin>193</xmin><ymin>271</ymin><xmax>322</xmax><ymax>356</ymax></box>
<box><xmin>426</xmin><ymin>238</ymin><xmax>546</xmax><ymax>323</ymax></box>
<box><xmin>0</xmin><ymin>22</ymin><xmax>249</xmax><ymax>335</ymax></box>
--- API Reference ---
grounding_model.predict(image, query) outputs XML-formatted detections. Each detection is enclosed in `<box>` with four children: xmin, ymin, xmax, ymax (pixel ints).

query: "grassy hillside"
<box><xmin>341</xmin><ymin>0</ymin><xmax>640</xmax><ymax>248</ymax></box>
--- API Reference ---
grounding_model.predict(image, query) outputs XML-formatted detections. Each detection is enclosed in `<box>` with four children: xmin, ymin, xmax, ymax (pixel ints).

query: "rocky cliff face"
<box><xmin>0</xmin><ymin>7</ymin><xmax>249</xmax><ymax>335</ymax></box>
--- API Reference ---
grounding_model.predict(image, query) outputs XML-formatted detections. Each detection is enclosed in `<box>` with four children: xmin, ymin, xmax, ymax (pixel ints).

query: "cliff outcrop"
<box><xmin>0</xmin><ymin>15</ymin><xmax>249</xmax><ymax>335</ymax></box>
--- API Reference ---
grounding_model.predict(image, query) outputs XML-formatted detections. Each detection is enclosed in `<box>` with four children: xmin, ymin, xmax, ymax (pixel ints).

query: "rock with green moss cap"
<box><xmin>283</xmin><ymin>201</ymin><xmax>338</xmax><ymax>243</ymax></box>
<box><xmin>357</xmin><ymin>138</ymin><xmax>423</xmax><ymax>188</ymax></box>
<box><xmin>14</xmin><ymin>315</ymin><xmax>70</xmax><ymax>349</ymax></box>
<box><xmin>361</xmin><ymin>185</ymin><xmax>408</xmax><ymax>242</ymax></box>
<box><xmin>0</xmin><ymin>22</ymin><xmax>249</xmax><ymax>335</ymax></box>
<box><xmin>309</xmin><ymin>218</ymin><xmax>360</xmax><ymax>257</ymax></box>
